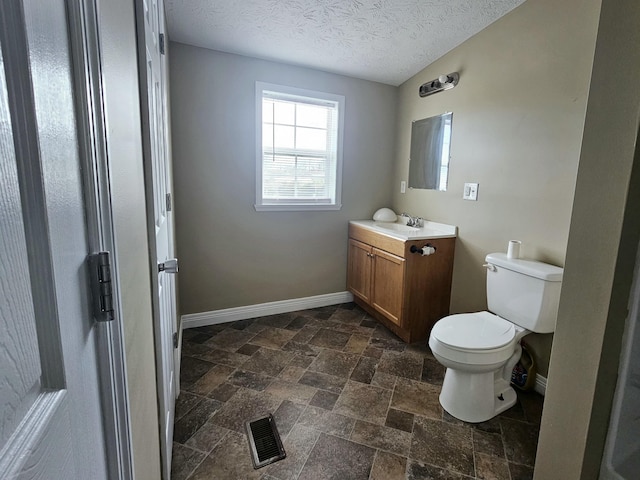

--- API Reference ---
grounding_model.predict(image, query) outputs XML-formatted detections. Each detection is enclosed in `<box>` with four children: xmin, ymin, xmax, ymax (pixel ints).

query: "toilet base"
<box><xmin>439</xmin><ymin>368</ymin><xmax>518</xmax><ymax>423</ymax></box>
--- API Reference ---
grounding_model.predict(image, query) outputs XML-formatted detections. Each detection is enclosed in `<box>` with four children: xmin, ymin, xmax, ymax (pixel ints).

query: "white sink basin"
<box><xmin>373</xmin><ymin>223</ymin><xmax>421</xmax><ymax>233</ymax></box>
<box><xmin>350</xmin><ymin>219</ymin><xmax>457</xmax><ymax>240</ymax></box>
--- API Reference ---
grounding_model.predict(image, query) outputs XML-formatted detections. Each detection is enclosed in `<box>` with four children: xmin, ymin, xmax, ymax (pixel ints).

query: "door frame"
<box><xmin>66</xmin><ymin>1</ymin><xmax>134</xmax><ymax>478</ymax></box>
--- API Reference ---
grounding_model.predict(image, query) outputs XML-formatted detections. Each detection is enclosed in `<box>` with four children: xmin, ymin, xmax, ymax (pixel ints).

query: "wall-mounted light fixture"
<box><xmin>418</xmin><ymin>72</ymin><xmax>459</xmax><ymax>98</ymax></box>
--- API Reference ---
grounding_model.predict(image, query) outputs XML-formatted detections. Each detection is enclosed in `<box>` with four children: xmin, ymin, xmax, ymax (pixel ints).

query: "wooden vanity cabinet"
<box><xmin>348</xmin><ymin>239</ymin><xmax>405</xmax><ymax>325</ymax></box>
<box><xmin>347</xmin><ymin>239</ymin><xmax>374</xmax><ymax>304</ymax></box>
<box><xmin>347</xmin><ymin>223</ymin><xmax>455</xmax><ymax>343</ymax></box>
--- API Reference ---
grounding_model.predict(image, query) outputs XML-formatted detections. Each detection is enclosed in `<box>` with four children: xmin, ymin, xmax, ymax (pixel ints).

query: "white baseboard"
<box><xmin>534</xmin><ymin>374</ymin><xmax>547</xmax><ymax>396</ymax></box>
<box><xmin>181</xmin><ymin>291</ymin><xmax>354</xmax><ymax>330</ymax></box>
<box><xmin>174</xmin><ymin>327</ymin><xmax>183</xmax><ymax>397</ymax></box>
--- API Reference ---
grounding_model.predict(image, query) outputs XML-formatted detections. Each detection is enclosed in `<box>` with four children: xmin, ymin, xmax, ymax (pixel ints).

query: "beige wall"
<box><xmin>99</xmin><ymin>1</ymin><xmax>161</xmax><ymax>478</ymax></box>
<box><xmin>536</xmin><ymin>0</ymin><xmax>640</xmax><ymax>476</ymax></box>
<box><xmin>170</xmin><ymin>45</ymin><xmax>397</xmax><ymax>315</ymax></box>
<box><xmin>392</xmin><ymin>0</ymin><xmax>601</xmax><ymax>375</ymax></box>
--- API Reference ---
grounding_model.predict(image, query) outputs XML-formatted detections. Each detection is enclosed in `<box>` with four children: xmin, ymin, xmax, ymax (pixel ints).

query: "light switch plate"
<box><xmin>463</xmin><ymin>183</ymin><xmax>479</xmax><ymax>201</ymax></box>
<box><xmin>400</xmin><ymin>181</ymin><xmax>406</xmax><ymax>194</ymax></box>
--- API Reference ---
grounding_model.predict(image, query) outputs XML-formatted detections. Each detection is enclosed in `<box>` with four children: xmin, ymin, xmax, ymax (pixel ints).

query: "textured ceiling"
<box><xmin>165</xmin><ymin>0</ymin><xmax>524</xmax><ymax>86</ymax></box>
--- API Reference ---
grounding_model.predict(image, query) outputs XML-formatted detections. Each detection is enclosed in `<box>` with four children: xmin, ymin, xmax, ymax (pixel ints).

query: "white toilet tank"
<box><xmin>485</xmin><ymin>253</ymin><xmax>563</xmax><ymax>333</ymax></box>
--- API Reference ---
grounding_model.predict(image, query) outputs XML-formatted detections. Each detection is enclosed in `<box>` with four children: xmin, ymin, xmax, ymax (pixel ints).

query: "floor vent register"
<box><xmin>245</xmin><ymin>414</ymin><xmax>286</xmax><ymax>469</ymax></box>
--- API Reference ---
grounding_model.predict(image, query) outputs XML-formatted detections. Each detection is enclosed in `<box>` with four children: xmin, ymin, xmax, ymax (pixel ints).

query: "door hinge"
<box><xmin>159</xmin><ymin>33</ymin><xmax>165</xmax><ymax>55</ymax></box>
<box><xmin>173</xmin><ymin>332</ymin><xmax>178</xmax><ymax>348</ymax></box>
<box><xmin>166</xmin><ymin>192</ymin><xmax>172</xmax><ymax>212</ymax></box>
<box><xmin>89</xmin><ymin>252</ymin><xmax>115</xmax><ymax>322</ymax></box>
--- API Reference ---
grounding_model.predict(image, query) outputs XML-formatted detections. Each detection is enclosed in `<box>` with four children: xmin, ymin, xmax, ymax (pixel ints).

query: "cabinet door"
<box><xmin>371</xmin><ymin>248</ymin><xmax>405</xmax><ymax>327</ymax></box>
<box><xmin>347</xmin><ymin>239</ymin><xmax>372</xmax><ymax>303</ymax></box>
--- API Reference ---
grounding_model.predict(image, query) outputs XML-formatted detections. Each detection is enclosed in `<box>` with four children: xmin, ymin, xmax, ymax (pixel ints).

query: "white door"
<box><xmin>0</xmin><ymin>0</ymin><xmax>109</xmax><ymax>478</ymax></box>
<box><xmin>139</xmin><ymin>0</ymin><xmax>178</xmax><ymax>476</ymax></box>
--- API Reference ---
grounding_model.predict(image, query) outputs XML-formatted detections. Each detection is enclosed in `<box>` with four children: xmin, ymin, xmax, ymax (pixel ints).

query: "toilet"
<box><xmin>428</xmin><ymin>253</ymin><xmax>563</xmax><ymax>423</ymax></box>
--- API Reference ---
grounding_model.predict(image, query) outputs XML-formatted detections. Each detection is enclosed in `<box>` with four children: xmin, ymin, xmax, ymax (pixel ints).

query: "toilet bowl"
<box><xmin>429</xmin><ymin>311</ymin><xmax>528</xmax><ymax>422</ymax></box>
<box><xmin>428</xmin><ymin>253</ymin><xmax>563</xmax><ymax>423</ymax></box>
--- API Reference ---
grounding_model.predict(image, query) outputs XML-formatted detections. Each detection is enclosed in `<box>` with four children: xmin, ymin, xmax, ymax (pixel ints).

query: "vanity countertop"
<box><xmin>349</xmin><ymin>219</ymin><xmax>457</xmax><ymax>241</ymax></box>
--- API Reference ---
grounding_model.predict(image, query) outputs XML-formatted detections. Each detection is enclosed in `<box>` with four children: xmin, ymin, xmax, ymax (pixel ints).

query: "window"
<box><xmin>255</xmin><ymin>82</ymin><xmax>344</xmax><ymax>211</ymax></box>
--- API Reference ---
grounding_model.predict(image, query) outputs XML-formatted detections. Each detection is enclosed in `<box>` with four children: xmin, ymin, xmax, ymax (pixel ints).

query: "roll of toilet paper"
<box><xmin>507</xmin><ymin>240</ymin><xmax>522</xmax><ymax>259</ymax></box>
<box><xmin>421</xmin><ymin>245</ymin><xmax>436</xmax><ymax>256</ymax></box>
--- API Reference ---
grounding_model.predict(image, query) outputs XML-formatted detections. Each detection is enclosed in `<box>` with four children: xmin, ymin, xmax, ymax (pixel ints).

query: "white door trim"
<box><xmin>66</xmin><ymin>1</ymin><xmax>134</xmax><ymax>478</ymax></box>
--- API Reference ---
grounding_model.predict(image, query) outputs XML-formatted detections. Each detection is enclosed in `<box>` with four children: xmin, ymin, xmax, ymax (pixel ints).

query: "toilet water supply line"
<box><xmin>410</xmin><ymin>244</ymin><xmax>437</xmax><ymax>256</ymax></box>
<box><xmin>503</xmin><ymin>342</ymin><xmax>523</xmax><ymax>384</ymax></box>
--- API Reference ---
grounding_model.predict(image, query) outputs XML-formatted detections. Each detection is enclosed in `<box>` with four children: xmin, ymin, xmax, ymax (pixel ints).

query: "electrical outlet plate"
<box><xmin>463</xmin><ymin>183</ymin><xmax>478</xmax><ymax>201</ymax></box>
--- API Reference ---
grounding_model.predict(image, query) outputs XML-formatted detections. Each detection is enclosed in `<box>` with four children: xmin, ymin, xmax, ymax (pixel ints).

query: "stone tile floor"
<box><xmin>172</xmin><ymin>303</ymin><xmax>543</xmax><ymax>480</ymax></box>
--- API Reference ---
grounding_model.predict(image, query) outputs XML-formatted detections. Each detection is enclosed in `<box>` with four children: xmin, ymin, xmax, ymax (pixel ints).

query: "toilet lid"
<box><xmin>432</xmin><ymin>311</ymin><xmax>515</xmax><ymax>350</ymax></box>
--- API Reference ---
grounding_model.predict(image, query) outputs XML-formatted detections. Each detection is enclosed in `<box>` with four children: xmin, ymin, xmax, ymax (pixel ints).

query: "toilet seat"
<box><xmin>431</xmin><ymin>311</ymin><xmax>516</xmax><ymax>351</ymax></box>
<box><xmin>429</xmin><ymin>311</ymin><xmax>520</xmax><ymax>368</ymax></box>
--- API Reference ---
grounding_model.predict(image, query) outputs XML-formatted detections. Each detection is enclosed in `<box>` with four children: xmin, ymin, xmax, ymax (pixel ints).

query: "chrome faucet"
<box><xmin>401</xmin><ymin>213</ymin><xmax>423</xmax><ymax>227</ymax></box>
<box><xmin>409</xmin><ymin>217</ymin><xmax>424</xmax><ymax>227</ymax></box>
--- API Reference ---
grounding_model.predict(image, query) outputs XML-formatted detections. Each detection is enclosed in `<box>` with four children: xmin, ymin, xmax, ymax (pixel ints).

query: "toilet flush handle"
<box><xmin>483</xmin><ymin>263</ymin><xmax>497</xmax><ymax>272</ymax></box>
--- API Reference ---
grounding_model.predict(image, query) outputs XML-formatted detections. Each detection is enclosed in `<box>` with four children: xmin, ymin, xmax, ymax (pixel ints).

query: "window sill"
<box><xmin>254</xmin><ymin>203</ymin><xmax>343</xmax><ymax>212</ymax></box>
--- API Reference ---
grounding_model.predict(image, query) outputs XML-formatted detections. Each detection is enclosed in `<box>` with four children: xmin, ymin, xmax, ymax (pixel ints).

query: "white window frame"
<box><xmin>255</xmin><ymin>81</ymin><xmax>345</xmax><ymax>211</ymax></box>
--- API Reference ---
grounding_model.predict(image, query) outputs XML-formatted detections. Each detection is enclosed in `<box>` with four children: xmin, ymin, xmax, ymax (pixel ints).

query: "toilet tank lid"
<box><xmin>485</xmin><ymin>253</ymin><xmax>563</xmax><ymax>281</ymax></box>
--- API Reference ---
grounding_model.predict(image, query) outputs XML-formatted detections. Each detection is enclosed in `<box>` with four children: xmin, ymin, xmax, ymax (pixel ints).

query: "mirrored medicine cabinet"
<box><xmin>408</xmin><ymin>112</ymin><xmax>452</xmax><ymax>191</ymax></box>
